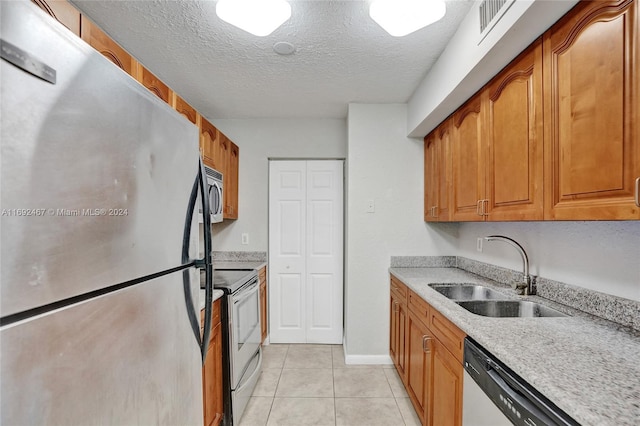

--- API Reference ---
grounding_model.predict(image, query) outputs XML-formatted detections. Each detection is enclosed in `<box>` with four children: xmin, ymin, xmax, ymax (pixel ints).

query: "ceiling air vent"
<box><xmin>478</xmin><ymin>0</ymin><xmax>515</xmax><ymax>44</ymax></box>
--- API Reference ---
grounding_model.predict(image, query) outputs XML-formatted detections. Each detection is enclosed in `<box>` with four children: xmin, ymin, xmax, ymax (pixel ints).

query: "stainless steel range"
<box><xmin>208</xmin><ymin>269</ymin><xmax>262</xmax><ymax>425</ymax></box>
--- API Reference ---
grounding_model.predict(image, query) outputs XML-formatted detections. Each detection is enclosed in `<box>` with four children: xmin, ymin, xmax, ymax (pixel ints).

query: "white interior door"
<box><xmin>269</xmin><ymin>160</ymin><xmax>343</xmax><ymax>344</ymax></box>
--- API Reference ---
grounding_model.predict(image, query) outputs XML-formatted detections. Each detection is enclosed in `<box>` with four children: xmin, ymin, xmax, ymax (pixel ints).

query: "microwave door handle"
<box><xmin>198</xmin><ymin>158</ymin><xmax>214</xmax><ymax>364</ymax></box>
<box><xmin>214</xmin><ymin>182</ymin><xmax>222</xmax><ymax>215</ymax></box>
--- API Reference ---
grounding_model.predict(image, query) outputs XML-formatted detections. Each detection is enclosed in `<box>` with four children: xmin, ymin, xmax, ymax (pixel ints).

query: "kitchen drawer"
<box><xmin>391</xmin><ymin>276</ymin><xmax>408</xmax><ymax>301</ymax></box>
<box><xmin>408</xmin><ymin>290</ymin><xmax>430</xmax><ymax>321</ymax></box>
<box><xmin>429</xmin><ymin>306</ymin><xmax>465</xmax><ymax>363</ymax></box>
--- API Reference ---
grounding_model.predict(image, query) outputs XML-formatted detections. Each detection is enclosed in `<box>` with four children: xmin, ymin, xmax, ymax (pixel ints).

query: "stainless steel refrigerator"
<box><xmin>0</xmin><ymin>1</ymin><xmax>215</xmax><ymax>424</ymax></box>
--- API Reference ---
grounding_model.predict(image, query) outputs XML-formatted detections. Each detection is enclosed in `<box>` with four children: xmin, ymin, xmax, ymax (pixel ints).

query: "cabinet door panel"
<box><xmin>406</xmin><ymin>311</ymin><xmax>430</xmax><ymax>425</ymax></box>
<box><xmin>137</xmin><ymin>65</ymin><xmax>172</xmax><ymax>104</ymax></box>
<box><xmin>80</xmin><ymin>18</ymin><xmax>138</xmax><ymax>78</ymax></box>
<box><xmin>397</xmin><ymin>302</ymin><xmax>407</xmax><ymax>380</ymax></box>
<box><xmin>200</xmin><ymin>118</ymin><xmax>218</xmax><ymax>169</ymax></box>
<box><xmin>202</xmin><ymin>300</ymin><xmax>223</xmax><ymax>426</ymax></box>
<box><xmin>452</xmin><ymin>95</ymin><xmax>485</xmax><ymax>221</ymax></box>
<box><xmin>544</xmin><ymin>0</ymin><xmax>640</xmax><ymax>219</ymax></box>
<box><xmin>214</xmin><ymin>132</ymin><xmax>229</xmax><ymax>175</ymax></box>
<box><xmin>390</xmin><ymin>293</ymin><xmax>399</xmax><ymax>363</ymax></box>
<box><xmin>225</xmin><ymin>142</ymin><xmax>239</xmax><ymax>219</ymax></box>
<box><xmin>431</xmin><ymin>340</ymin><xmax>463</xmax><ymax>426</ymax></box>
<box><xmin>486</xmin><ymin>40</ymin><xmax>544</xmax><ymax>220</ymax></box>
<box><xmin>174</xmin><ymin>95</ymin><xmax>199</xmax><ymax>125</ymax></box>
<box><xmin>437</xmin><ymin>122</ymin><xmax>452</xmax><ymax>221</ymax></box>
<box><xmin>32</xmin><ymin>0</ymin><xmax>81</xmax><ymax>36</ymax></box>
<box><xmin>424</xmin><ymin>133</ymin><xmax>438</xmax><ymax>221</ymax></box>
<box><xmin>390</xmin><ymin>290</ymin><xmax>407</xmax><ymax>381</ymax></box>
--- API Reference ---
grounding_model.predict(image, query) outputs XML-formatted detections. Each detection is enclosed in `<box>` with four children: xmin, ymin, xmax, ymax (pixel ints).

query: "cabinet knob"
<box><xmin>635</xmin><ymin>177</ymin><xmax>640</xmax><ymax>207</ymax></box>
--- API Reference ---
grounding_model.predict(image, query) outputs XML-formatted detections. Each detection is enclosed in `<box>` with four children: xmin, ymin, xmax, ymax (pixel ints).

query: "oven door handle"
<box><xmin>233</xmin><ymin>279</ymin><xmax>259</xmax><ymax>305</ymax></box>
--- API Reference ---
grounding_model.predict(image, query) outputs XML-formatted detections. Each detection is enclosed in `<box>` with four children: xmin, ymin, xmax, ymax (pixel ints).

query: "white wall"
<box><xmin>345</xmin><ymin>104</ymin><xmax>457</xmax><ymax>360</ymax></box>
<box><xmin>453</xmin><ymin>221</ymin><xmax>640</xmax><ymax>302</ymax></box>
<box><xmin>407</xmin><ymin>0</ymin><xmax>579</xmax><ymax>137</ymax></box>
<box><xmin>210</xmin><ymin>118</ymin><xmax>347</xmax><ymax>252</ymax></box>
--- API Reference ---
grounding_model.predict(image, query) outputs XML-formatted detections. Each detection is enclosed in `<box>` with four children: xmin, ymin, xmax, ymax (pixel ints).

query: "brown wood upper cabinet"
<box><xmin>199</xmin><ymin>124</ymin><xmax>240</xmax><ymax>219</ymax></box>
<box><xmin>424</xmin><ymin>120</ymin><xmax>452</xmax><ymax>221</ymax></box>
<box><xmin>451</xmin><ymin>40</ymin><xmax>544</xmax><ymax>222</ymax></box>
<box><xmin>80</xmin><ymin>18</ymin><xmax>139</xmax><ymax>78</ymax></box>
<box><xmin>32</xmin><ymin>0</ymin><xmax>81</xmax><ymax>36</ymax></box>
<box><xmin>200</xmin><ymin>118</ymin><xmax>219</xmax><ymax>169</ymax></box>
<box><xmin>173</xmin><ymin>94</ymin><xmax>200</xmax><ymax>126</ymax></box>
<box><xmin>136</xmin><ymin>64</ymin><xmax>172</xmax><ymax>105</ymax></box>
<box><xmin>543</xmin><ymin>0</ymin><xmax>640</xmax><ymax>220</ymax></box>
<box><xmin>485</xmin><ymin>39</ymin><xmax>544</xmax><ymax>221</ymax></box>
<box><xmin>225</xmin><ymin>141</ymin><xmax>239</xmax><ymax>220</ymax></box>
<box><xmin>429</xmin><ymin>0</ymin><xmax>639</xmax><ymax>222</ymax></box>
<box><xmin>451</xmin><ymin>93</ymin><xmax>486</xmax><ymax>221</ymax></box>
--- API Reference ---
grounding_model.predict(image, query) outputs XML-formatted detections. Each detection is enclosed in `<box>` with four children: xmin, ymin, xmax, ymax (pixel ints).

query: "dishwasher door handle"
<box><xmin>486</xmin><ymin>363</ymin><xmax>556</xmax><ymax>425</ymax></box>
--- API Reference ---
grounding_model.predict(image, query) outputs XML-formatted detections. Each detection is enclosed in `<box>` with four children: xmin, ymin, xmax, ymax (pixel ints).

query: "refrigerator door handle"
<box><xmin>198</xmin><ymin>157</ymin><xmax>214</xmax><ymax>363</ymax></box>
<box><xmin>181</xmin><ymin>157</ymin><xmax>213</xmax><ymax>364</ymax></box>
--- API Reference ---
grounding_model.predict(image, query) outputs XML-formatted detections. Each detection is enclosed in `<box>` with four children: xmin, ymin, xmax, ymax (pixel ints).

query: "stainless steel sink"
<box><xmin>456</xmin><ymin>300</ymin><xmax>568</xmax><ymax>318</ymax></box>
<box><xmin>429</xmin><ymin>284</ymin><xmax>508</xmax><ymax>301</ymax></box>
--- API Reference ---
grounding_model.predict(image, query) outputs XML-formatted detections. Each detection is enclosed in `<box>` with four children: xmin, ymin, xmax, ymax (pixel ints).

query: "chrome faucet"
<box><xmin>484</xmin><ymin>235</ymin><xmax>535</xmax><ymax>295</ymax></box>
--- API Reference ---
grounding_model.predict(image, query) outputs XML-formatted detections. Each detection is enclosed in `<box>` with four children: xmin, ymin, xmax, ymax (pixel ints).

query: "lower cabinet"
<box><xmin>258</xmin><ymin>266</ymin><xmax>268</xmax><ymax>343</ymax></box>
<box><xmin>390</xmin><ymin>277</ymin><xmax>408</xmax><ymax>380</ymax></box>
<box><xmin>390</xmin><ymin>277</ymin><xmax>465</xmax><ymax>426</ymax></box>
<box><xmin>406</xmin><ymin>309</ymin><xmax>432</xmax><ymax>425</ymax></box>
<box><xmin>201</xmin><ymin>299</ymin><xmax>223</xmax><ymax>426</ymax></box>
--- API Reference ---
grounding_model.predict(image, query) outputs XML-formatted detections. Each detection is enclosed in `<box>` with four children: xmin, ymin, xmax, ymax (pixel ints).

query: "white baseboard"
<box><xmin>342</xmin><ymin>341</ymin><xmax>393</xmax><ymax>365</ymax></box>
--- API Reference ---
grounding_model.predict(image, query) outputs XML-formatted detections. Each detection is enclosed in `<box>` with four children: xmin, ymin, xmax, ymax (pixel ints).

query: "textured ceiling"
<box><xmin>72</xmin><ymin>0</ymin><xmax>474</xmax><ymax>120</ymax></box>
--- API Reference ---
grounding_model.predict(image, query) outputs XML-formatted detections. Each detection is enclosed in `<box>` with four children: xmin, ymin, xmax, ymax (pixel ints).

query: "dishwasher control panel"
<box><xmin>464</xmin><ymin>338</ymin><xmax>579</xmax><ymax>426</ymax></box>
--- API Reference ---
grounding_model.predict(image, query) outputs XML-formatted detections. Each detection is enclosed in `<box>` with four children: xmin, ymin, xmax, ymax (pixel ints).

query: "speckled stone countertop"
<box><xmin>214</xmin><ymin>261</ymin><xmax>267</xmax><ymax>271</ymax></box>
<box><xmin>389</xmin><ymin>267</ymin><xmax>640</xmax><ymax>426</ymax></box>
<box><xmin>198</xmin><ymin>289</ymin><xmax>224</xmax><ymax>311</ymax></box>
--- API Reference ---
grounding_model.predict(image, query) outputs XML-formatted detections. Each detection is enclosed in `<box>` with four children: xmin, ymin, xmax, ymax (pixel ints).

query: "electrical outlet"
<box><xmin>477</xmin><ymin>237</ymin><xmax>483</xmax><ymax>252</ymax></box>
<box><xmin>241</xmin><ymin>233</ymin><xmax>249</xmax><ymax>245</ymax></box>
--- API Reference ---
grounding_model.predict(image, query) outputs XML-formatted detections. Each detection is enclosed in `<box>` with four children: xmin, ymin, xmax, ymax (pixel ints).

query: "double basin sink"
<box><xmin>429</xmin><ymin>284</ymin><xmax>568</xmax><ymax>318</ymax></box>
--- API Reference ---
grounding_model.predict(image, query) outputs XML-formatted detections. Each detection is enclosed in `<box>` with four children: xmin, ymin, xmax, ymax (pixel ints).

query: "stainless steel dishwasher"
<box><xmin>463</xmin><ymin>338</ymin><xmax>580</xmax><ymax>426</ymax></box>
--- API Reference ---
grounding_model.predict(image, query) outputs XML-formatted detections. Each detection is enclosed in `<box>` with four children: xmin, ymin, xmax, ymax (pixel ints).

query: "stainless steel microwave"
<box><xmin>204</xmin><ymin>166</ymin><xmax>223</xmax><ymax>223</ymax></box>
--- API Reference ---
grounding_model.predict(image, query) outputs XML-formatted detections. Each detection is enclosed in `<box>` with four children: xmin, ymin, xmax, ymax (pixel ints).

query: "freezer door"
<box><xmin>0</xmin><ymin>1</ymin><xmax>200</xmax><ymax>317</ymax></box>
<box><xmin>0</xmin><ymin>268</ymin><xmax>203</xmax><ymax>425</ymax></box>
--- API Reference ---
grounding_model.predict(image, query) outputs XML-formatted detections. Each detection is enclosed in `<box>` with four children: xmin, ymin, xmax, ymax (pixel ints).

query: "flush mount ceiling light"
<box><xmin>216</xmin><ymin>0</ymin><xmax>291</xmax><ymax>37</ymax></box>
<box><xmin>369</xmin><ymin>0</ymin><xmax>446</xmax><ymax>37</ymax></box>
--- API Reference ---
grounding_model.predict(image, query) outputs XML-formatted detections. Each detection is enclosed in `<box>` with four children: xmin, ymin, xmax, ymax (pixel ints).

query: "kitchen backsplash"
<box><xmin>391</xmin><ymin>256</ymin><xmax>640</xmax><ymax>331</ymax></box>
<box><xmin>213</xmin><ymin>251</ymin><xmax>267</xmax><ymax>262</ymax></box>
<box><xmin>390</xmin><ymin>256</ymin><xmax>456</xmax><ymax>268</ymax></box>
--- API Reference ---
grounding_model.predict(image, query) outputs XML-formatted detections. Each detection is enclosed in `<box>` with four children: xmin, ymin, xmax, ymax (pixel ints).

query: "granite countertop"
<box><xmin>389</xmin><ymin>267</ymin><xmax>640</xmax><ymax>426</ymax></box>
<box><xmin>199</xmin><ymin>289</ymin><xmax>224</xmax><ymax>311</ymax></box>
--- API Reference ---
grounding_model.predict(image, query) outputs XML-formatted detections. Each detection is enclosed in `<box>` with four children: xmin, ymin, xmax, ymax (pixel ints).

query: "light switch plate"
<box><xmin>242</xmin><ymin>233</ymin><xmax>249</xmax><ymax>245</ymax></box>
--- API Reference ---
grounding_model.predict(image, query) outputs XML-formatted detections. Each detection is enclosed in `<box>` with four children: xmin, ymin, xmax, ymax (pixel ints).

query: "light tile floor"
<box><xmin>239</xmin><ymin>344</ymin><xmax>421</xmax><ymax>426</ymax></box>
